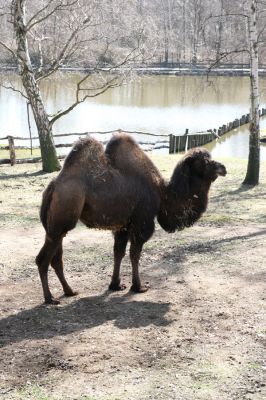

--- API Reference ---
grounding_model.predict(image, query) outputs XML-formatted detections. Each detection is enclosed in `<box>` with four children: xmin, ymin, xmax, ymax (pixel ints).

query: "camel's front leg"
<box><xmin>129</xmin><ymin>239</ymin><xmax>148</xmax><ymax>293</ymax></box>
<box><xmin>109</xmin><ymin>229</ymin><xmax>128</xmax><ymax>291</ymax></box>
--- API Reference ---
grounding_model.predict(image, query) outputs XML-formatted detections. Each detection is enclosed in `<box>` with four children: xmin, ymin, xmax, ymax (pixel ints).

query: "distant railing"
<box><xmin>4</xmin><ymin>61</ymin><xmax>266</xmax><ymax>76</ymax></box>
<box><xmin>169</xmin><ymin>108</ymin><xmax>266</xmax><ymax>153</ymax></box>
<box><xmin>0</xmin><ymin>129</ymin><xmax>169</xmax><ymax>165</ymax></box>
<box><xmin>169</xmin><ymin>130</ymin><xmax>216</xmax><ymax>153</ymax></box>
<box><xmin>1</xmin><ymin>107</ymin><xmax>266</xmax><ymax>165</ymax></box>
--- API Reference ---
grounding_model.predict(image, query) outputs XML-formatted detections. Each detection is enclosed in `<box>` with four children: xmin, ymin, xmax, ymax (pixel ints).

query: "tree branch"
<box><xmin>1</xmin><ymin>83</ymin><xmax>29</xmax><ymax>100</ymax></box>
<box><xmin>26</xmin><ymin>0</ymin><xmax>57</xmax><ymax>29</ymax></box>
<box><xmin>0</xmin><ymin>40</ymin><xmax>16</xmax><ymax>58</ymax></box>
<box><xmin>258</xmin><ymin>19</ymin><xmax>266</xmax><ymax>39</ymax></box>
<box><xmin>207</xmin><ymin>48</ymin><xmax>250</xmax><ymax>72</ymax></box>
<box><xmin>49</xmin><ymin>42</ymin><xmax>142</xmax><ymax>127</ymax></box>
<box><xmin>35</xmin><ymin>15</ymin><xmax>93</xmax><ymax>81</ymax></box>
<box><xmin>26</xmin><ymin>0</ymin><xmax>79</xmax><ymax>32</ymax></box>
<box><xmin>49</xmin><ymin>76</ymin><xmax>122</xmax><ymax>126</ymax></box>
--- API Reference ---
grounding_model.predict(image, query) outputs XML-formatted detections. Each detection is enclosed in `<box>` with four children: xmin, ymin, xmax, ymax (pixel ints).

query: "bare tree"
<box><xmin>204</xmin><ymin>0</ymin><xmax>262</xmax><ymax>184</ymax></box>
<box><xmin>1</xmin><ymin>0</ymin><xmax>263</xmax><ymax>68</ymax></box>
<box><xmin>243</xmin><ymin>0</ymin><xmax>260</xmax><ymax>185</ymax></box>
<box><xmin>12</xmin><ymin>0</ymin><xmax>61</xmax><ymax>172</ymax></box>
<box><xmin>0</xmin><ymin>0</ymin><xmax>148</xmax><ymax>172</ymax></box>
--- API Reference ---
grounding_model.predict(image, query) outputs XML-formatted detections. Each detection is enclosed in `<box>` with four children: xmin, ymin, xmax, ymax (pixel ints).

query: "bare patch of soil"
<box><xmin>0</xmin><ymin>157</ymin><xmax>266</xmax><ymax>400</ymax></box>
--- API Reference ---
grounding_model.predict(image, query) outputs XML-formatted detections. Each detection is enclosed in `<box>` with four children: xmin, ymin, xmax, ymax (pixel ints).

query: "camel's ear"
<box><xmin>170</xmin><ymin>156</ymin><xmax>192</xmax><ymax>199</ymax></box>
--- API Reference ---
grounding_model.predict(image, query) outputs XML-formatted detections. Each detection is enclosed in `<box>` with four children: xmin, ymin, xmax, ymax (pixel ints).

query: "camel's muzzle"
<box><xmin>216</xmin><ymin>162</ymin><xmax>227</xmax><ymax>176</ymax></box>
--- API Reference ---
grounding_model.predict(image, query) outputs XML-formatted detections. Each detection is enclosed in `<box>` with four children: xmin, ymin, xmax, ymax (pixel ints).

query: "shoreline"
<box><xmin>1</xmin><ymin>64</ymin><xmax>266</xmax><ymax>76</ymax></box>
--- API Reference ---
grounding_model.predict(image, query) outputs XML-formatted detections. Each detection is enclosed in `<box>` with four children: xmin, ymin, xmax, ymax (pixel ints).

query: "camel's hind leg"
<box><xmin>36</xmin><ymin>188</ymin><xmax>84</xmax><ymax>304</ymax></box>
<box><xmin>36</xmin><ymin>235</ymin><xmax>63</xmax><ymax>304</ymax></box>
<box><xmin>51</xmin><ymin>238</ymin><xmax>77</xmax><ymax>297</ymax></box>
<box><xmin>109</xmin><ymin>229</ymin><xmax>128</xmax><ymax>291</ymax></box>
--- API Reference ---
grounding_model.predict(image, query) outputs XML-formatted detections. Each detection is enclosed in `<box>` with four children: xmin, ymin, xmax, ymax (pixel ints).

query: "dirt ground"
<box><xmin>0</xmin><ymin>155</ymin><xmax>265</xmax><ymax>400</ymax></box>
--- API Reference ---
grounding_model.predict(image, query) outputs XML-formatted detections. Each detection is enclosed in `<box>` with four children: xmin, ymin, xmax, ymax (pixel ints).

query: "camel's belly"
<box><xmin>80</xmin><ymin>206</ymin><xmax>129</xmax><ymax>231</ymax></box>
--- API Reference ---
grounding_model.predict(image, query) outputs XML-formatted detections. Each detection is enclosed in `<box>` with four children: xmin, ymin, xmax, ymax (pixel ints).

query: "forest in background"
<box><xmin>0</xmin><ymin>0</ymin><xmax>263</xmax><ymax>181</ymax></box>
<box><xmin>1</xmin><ymin>0</ymin><xmax>266</xmax><ymax>70</ymax></box>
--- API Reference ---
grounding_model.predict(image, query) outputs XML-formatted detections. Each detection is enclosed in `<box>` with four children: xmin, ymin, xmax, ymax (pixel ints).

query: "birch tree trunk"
<box><xmin>243</xmin><ymin>0</ymin><xmax>260</xmax><ymax>185</ymax></box>
<box><xmin>13</xmin><ymin>0</ymin><xmax>61</xmax><ymax>173</ymax></box>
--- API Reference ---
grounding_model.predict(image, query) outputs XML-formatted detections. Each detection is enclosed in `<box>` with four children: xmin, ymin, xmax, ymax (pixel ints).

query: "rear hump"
<box><xmin>105</xmin><ymin>133</ymin><xmax>163</xmax><ymax>187</ymax></box>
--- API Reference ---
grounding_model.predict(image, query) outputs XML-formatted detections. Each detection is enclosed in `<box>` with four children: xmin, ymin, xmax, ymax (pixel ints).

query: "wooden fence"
<box><xmin>1</xmin><ymin>107</ymin><xmax>266</xmax><ymax>164</ymax></box>
<box><xmin>169</xmin><ymin>107</ymin><xmax>266</xmax><ymax>153</ymax></box>
<box><xmin>0</xmin><ymin>130</ymin><xmax>169</xmax><ymax>165</ymax></box>
<box><xmin>169</xmin><ymin>129</ymin><xmax>216</xmax><ymax>153</ymax></box>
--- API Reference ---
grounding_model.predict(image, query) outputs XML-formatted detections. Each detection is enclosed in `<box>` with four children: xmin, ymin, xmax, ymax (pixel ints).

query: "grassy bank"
<box><xmin>0</xmin><ymin>155</ymin><xmax>266</xmax><ymax>228</ymax></box>
<box><xmin>0</xmin><ymin>147</ymin><xmax>41</xmax><ymax>160</ymax></box>
<box><xmin>1</xmin><ymin>155</ymin><xmax>266</xmax><ymax>400</ymax></box>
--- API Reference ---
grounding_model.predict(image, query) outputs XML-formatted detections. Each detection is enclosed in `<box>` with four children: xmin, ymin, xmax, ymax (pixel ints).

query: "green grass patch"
<box><xmin>16</xmin><ymin>384</ymin><xmax>50</xmax><ymax>400</ymax></box>
<box><xmin>0</xmin><ymin>155</ymin><xmax>266</xmax><ymax>229</ymax></box>
<box><xmin>0</xmin><ymin>147</ymin><xmax>41</xmax><ymax>159</ymax></box>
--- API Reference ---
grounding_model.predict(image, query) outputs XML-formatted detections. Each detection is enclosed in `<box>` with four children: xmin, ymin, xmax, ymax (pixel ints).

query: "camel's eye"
<box><xmin>192</xmin><ymin>158</ymin><xmax>206</xmax><ymax>176</ymax></box>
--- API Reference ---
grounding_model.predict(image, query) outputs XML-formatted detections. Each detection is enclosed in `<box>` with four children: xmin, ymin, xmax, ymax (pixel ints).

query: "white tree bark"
<box><xmin>243</xmin><ymin>0</ymin><xmax>260</xmax><ymax>184</ymax></box>
<box><xmin>13</xmin><ymin>0</ymin><xmax>61</xmax><ymax>172</ymax></box>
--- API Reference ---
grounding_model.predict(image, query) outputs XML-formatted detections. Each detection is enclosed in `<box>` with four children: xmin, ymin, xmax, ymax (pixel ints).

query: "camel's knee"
<box><xmin>113</xmin><ymin>230</ymin><xmax>128</xmax><ymax>256</ymax></box>
<box><xmin>36</xmin><ymin>246</ymin><xmax>47</xmax><ymax>269</ymax></box>
<box><xmin>36</xmin><ymin>236</ymin><xmax>62</xmax><ymax>269</ymax></box>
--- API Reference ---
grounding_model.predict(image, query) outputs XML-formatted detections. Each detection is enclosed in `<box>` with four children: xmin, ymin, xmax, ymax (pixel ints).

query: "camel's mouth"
<box><xmin>216</xmin><ymin>164</ymin><xmax>227</xmax><ymax>177</ymax></box>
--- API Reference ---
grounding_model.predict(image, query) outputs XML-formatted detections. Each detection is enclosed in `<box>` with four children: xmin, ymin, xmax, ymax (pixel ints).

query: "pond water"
<box><xmin>1</xmin><ymin>73</ymin><xmax>266</xmax><ymax>159</ymax></box>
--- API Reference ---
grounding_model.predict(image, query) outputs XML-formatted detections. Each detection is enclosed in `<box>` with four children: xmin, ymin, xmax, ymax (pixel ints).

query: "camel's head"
<box><xmin>158</xmin><ymin>148</ymin><xmax>227</xmax><ymax>232</ymax></box>
<box><xmin>184</xmin><ymin>148</ymin><xmax>227</xmax><ymax>182</ymax></box>
<box><xmin>170</xmin><ymin>148</ymin><xmax>226</xmax><ymax>197</ymax></box>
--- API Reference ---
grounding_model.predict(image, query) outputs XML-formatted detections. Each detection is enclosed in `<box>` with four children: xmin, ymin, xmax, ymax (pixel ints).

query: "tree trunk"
<box><xmin>13</xmin><ymin>0</ymin><xmax>60</xmax><ymax>173</ymax></box>
<box><xmin>163</xmin><ymin>19</ymin><xmax>169</xmax><ymax>64</ymax></box>
<box><xmin>243</xmin><ymin>0</ymin><xmax>260</xmax><ymax>185</ymax></box>
<box><xmin>182</xmin><ymin>1</ymin><xmax>187</xmax><ymax>63</ymax></box>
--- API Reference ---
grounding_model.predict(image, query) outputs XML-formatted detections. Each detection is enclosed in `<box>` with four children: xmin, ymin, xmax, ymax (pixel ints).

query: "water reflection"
<box><xmin>0</xmin><ymin>72</ymin><xmax>266</xmax><ymax>160</ymax></box>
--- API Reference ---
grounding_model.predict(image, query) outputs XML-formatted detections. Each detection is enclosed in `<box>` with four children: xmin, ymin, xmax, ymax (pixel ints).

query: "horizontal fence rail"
<box><xmin>169</xmin><ymin>131</ymin><xmax>216</xmax><ymax>153</ymax></box>
<box><xmin>0</xmin><ymin>129</ymin><xmax>170</xmax><ymax>165</ymax></box>
<box><xmin>1</xmin><ymin>107</ymin><xmax>266</xmax><ymax>165</ymax></box>
<box><xmin>169</xmin><ymin>108</ymin><xmax>266</xmax><ymax>154</ymax></box>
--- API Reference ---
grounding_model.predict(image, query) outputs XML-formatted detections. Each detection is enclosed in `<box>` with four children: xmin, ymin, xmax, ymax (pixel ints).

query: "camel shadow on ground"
<box><xmin>0</xmin><ymin>290</ymin><xmax>172</xmax><ymax>348</ymax></box>
<box><xmin>163</xmin><ymin>228</ymin><xmax>266</xmax><ymax>257</ymax></box>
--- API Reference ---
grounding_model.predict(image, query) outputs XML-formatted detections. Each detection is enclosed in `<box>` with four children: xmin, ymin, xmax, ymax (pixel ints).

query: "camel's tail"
<box><xmin>40</xmin><ymin>179</ymin><xmax>55</xmax><ymax>232</ymax></box>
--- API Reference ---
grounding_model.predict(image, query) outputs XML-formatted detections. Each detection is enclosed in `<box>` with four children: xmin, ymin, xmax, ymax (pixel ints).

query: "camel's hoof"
<box><xmin>109</xmin><ymin>282</ymin><xmax>127</xmax><ymax>291</ymax></box>
<box><xmin>44</xmin><ymin>297</ymin><xmax>60</xmax><ymax>305</ymax></box>
<box><xmin>64</xmin><ymin>290</ymin><xmax>78</xmax><ymax>297</ymax></box>
<box><xmin>130</xmin><ymin>284</ymin><xmax>149</xmax><ymax>293</ymax></box>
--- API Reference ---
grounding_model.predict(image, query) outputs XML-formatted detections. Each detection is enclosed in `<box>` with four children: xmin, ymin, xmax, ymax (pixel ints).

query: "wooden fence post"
<box><xmin>169</xmin><ymin>134</ymin><xmax>174</xmax><ymax>153</ymax></box>
<box><xmin>184</xmin><ymin>129</ymin><xmax>189</xmax><ymax>152</ymax></box>
<box><xmin>7</xmin><ymin>136</ymin><xmax>16</xmax><ymax>166</ymax></box>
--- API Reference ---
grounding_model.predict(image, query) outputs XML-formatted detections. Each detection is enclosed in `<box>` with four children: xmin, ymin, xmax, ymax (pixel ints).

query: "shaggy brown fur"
<box><xmin>36</xmin><ymin>133</ymin><xmax>226</xmax><ymax>304</ymax></box>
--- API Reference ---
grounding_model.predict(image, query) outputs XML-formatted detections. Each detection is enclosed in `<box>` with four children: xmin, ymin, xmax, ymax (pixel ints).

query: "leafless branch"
<box><xmin>0</xmin><ymin>40</ymin><xmax>16</xmax><ymax>58</ymax></box>
<box><xmin>1</xmin><ymin>83</ymin><xmax>29</xmax><ymax>100</ymax></box>
<box><xmin>49</xmin><ymin>76</ymin><xmax>122</xmax><ymax>126</ymax></box>
<box><xmin>26</xmin><ymin>0</ymin><xmax>57</xmax><ymax>28</ymax></box>
<box><xmin>207</xmin><ymin>48</ymin><xmax>250</xmax><ymax>72</ymax></box>
<box><xmin>35</xmin><ymin>15</ymin><xmax>93</xmax><ymax>81</ymax></box>
<box><xmin>49</xmin><ymin>41</ymin><xmax>142</xmax><ymax>127</ymax></box>
<box><xmin>26</xmin><ymin>0</ymin><xmax>79</xmax><ymax>32</ymax></box>
<box><xmin>258</xmin><ymin>20</ymin><xmax>266</xmax><ymax>39</ymax></box>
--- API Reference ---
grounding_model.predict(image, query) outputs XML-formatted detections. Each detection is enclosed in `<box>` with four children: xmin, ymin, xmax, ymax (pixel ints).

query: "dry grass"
<box><xmin>0</xmin><ymin>154</ymin><xmax>266</xmax><ymax>400</ymax></box>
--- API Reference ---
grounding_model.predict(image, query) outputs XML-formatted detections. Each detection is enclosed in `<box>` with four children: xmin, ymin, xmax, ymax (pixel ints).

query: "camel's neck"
<box><xmin>157</xmin><ymin>180</ymin><xmax>210</xmax><ymax>233</ymax></box>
